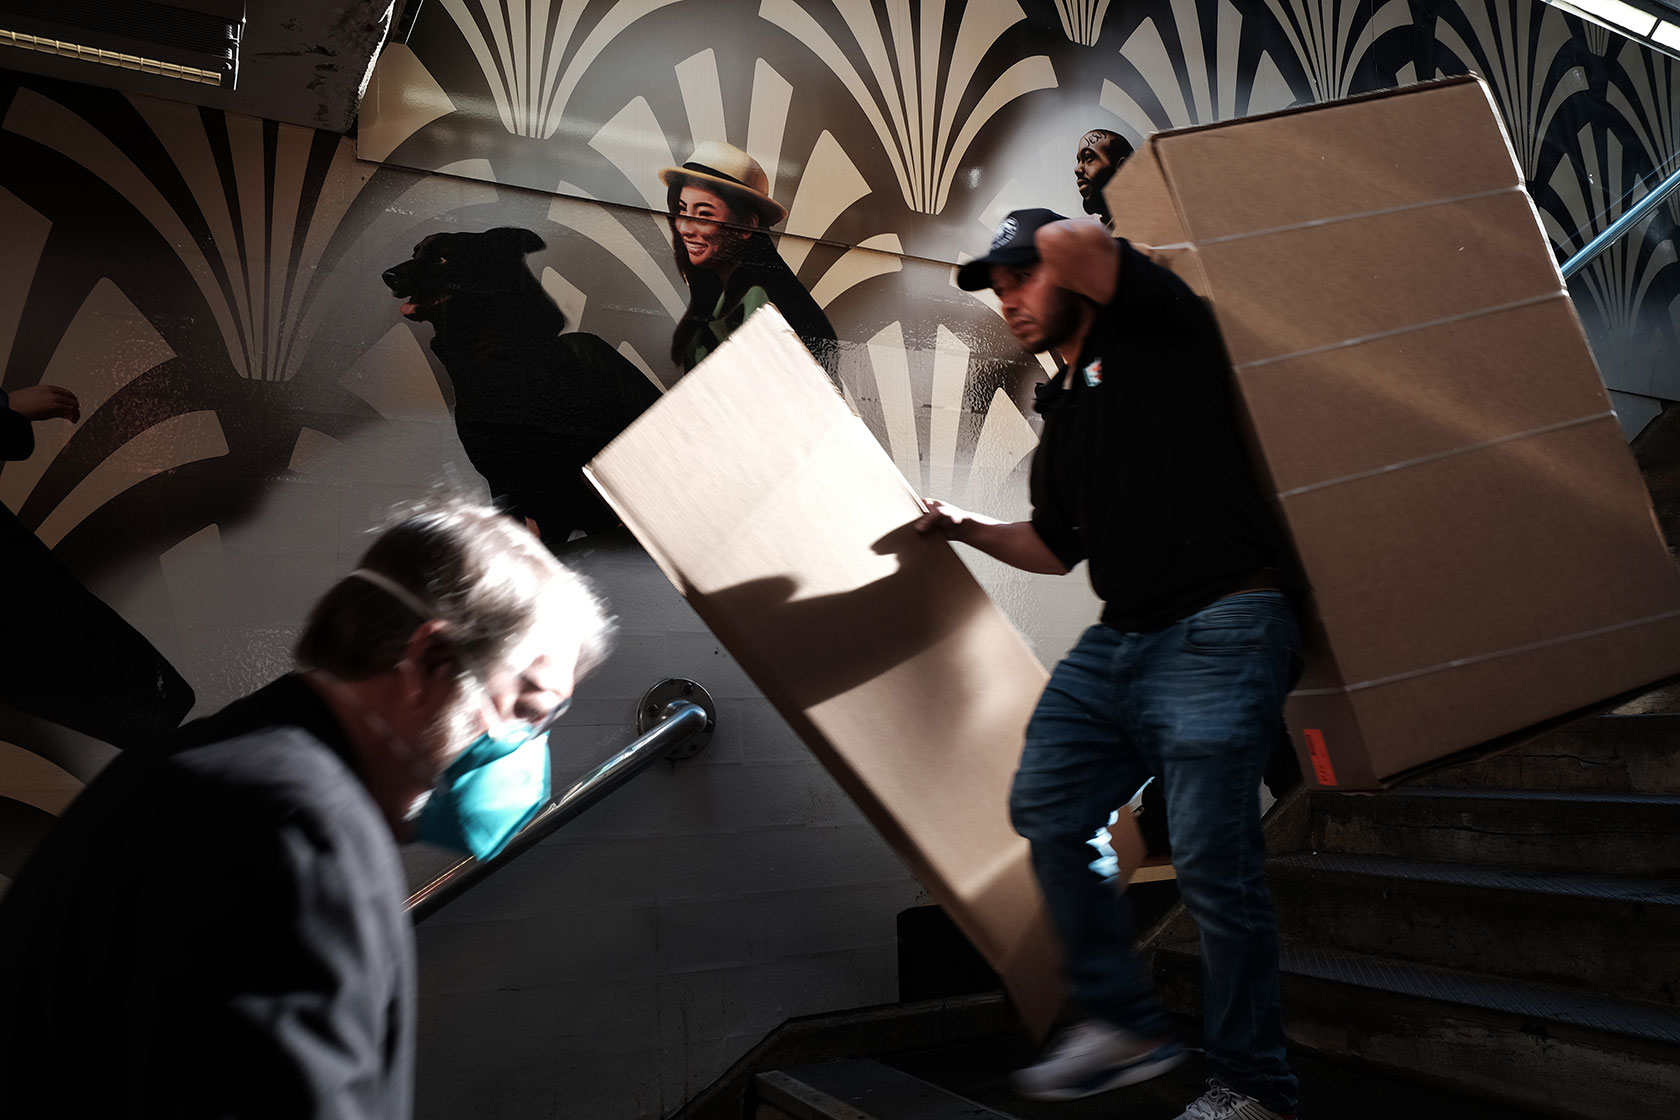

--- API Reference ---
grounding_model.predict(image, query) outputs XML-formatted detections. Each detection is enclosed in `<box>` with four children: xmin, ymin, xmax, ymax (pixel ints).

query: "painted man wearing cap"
<box><xmin>915</xmin><ymin>210</ymin><xmax>1303</xmax><ymax>1120</ymax></box>
<box><xmin>1073</xmin><ymin>128</ymin><xmax>1134</xmax><ymax>230</ymax></box>
<box><xmin>658</xmin><ymin>140</ymin><xmax>839</xmax><ymax>380</ymax></box>
<box><xmin>0</xmin><ymin>498</ymin><xmax>613</xmax><ymax>1119</ymax></box>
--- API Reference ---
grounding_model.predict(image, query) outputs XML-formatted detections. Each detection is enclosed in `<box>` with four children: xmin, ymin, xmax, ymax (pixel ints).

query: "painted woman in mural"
<box><xmin>660</xmin><ymin>142</ymin><xmax>839</xmax><ymax>381</ymax></box>
<box><xmin>382</xmin><ymin>227</ymin><xmax>662</xmax><ymax>551</ymax></box>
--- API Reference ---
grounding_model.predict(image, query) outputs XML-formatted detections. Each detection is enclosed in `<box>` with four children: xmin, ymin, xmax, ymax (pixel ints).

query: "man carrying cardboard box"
<box><xmin>917</xmin><ymin>209</ymin><xmax>1301</xmax><ymax>1120</ymax></box>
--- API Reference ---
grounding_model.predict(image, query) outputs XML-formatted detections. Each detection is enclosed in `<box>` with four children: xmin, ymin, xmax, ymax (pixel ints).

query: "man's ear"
<box><xmin>398</xmin><ymin>619</ymin><xmax>458</xmax><ymax>708</ymax></box>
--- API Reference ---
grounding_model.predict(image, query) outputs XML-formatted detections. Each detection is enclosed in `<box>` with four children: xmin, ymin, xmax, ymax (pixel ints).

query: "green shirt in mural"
<box><xmin>673</xmin><ymin>249</ymin><xmax>840</xmax><ymax>381</ymax></box>
<box><xmin>680</xmin><ymin>283</ymin><xmax>773</xmax><ymax>372</ymax></box>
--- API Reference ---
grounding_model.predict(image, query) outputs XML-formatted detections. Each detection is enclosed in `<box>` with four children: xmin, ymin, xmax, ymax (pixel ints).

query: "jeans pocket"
<box><xmin>1181</xmin><ymin>596</ymin><xmax>1274</xmax><ymax>654</ymax></box>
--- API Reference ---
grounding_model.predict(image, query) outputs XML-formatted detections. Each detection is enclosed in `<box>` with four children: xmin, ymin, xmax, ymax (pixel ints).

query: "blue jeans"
<box><xmin>1010</xmin><ymin>592</ymin><xmax>1299</xmax><ymax>1113</ymax></box>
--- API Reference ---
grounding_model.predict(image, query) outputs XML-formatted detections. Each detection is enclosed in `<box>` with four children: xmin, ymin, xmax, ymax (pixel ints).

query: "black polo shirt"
<box><xmin>1029</xmin><ymin>240</ymin><xmax>1298</xmax><ymax>632</ymax></box>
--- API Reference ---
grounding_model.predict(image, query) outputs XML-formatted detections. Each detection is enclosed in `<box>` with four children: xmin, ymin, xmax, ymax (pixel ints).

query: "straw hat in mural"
<box><xmin>658</xmin><ymin>140</ymin><xmax>788</xmax><ymax>227</ymax></box>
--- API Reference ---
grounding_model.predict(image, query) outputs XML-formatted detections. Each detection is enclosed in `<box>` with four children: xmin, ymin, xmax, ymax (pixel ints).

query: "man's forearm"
<box><xmin>956</xmin><ymin>519</ymin><xmax>1069</xmax><ymax>575</ymax></box>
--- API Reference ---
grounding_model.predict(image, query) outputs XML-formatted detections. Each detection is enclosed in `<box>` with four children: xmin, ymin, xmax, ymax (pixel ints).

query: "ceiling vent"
<box><xmin>0</xmin><ymin>0</ymin><xmax>245</xmax><ymax>88</ymax></box>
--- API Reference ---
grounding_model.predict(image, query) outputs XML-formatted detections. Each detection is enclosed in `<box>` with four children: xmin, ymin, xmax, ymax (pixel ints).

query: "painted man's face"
<box><xmin>674</xmin><ymin>185</ymin><xmax>754</xmax><ymax>271</ymax></box>
<box><xmin>1074</xmin><ymin>132</ymin><xmax>1118</xmax><ymax>210</ymax></box>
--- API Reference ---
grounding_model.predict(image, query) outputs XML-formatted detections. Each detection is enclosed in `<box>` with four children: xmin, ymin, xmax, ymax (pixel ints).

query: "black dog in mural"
<box><xmin>382</xmin><ymin>227</ymin><xmax>662</xmax><ymax>548</ymax></box>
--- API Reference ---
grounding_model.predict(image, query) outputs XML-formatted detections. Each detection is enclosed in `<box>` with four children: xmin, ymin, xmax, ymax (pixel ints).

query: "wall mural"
<box><xmin>381</xmin><ymin>226</ymin><xmax>662</xmax><ymax>548</ymax></box>
<box><xmin>1</xmin><ymin>0</ymin><xmax>1678</xmax><ymax>887</ymax></box>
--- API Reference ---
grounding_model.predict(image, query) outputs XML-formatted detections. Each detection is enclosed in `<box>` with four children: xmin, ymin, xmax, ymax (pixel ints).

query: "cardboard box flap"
<box><xmin>587</xmin><ymin>307</ymin><xmax>1071</xmax><ymax>1035</ymax></box>
<box><xmin>1103</xmin><ymin>144</ymin><xmax>1213</xmax><ymax>296</ymax></box>
<box><xmin>1291</xmin><ymin>614</ymin><xmax>1680</xmax><ymax>786</ymax></box>
<box><xmin>1151</xmin><ymin>77</ymin><xmax>1521</xmax><ymax>242</ymax></box>
<box><xmin>1202</xmin><ymin>188</ymin><xmax>1563</xmax><ymax>368</ymax></box>
<box><xmin>1103</xmin><ymin>143</ymin><xmax>1190</xmax><ymax>248</ymax></box>
<box><xmin>1282</xmin><ymin>415</ymin><xmax>1680</xmax><ymax>687</ymax></box>
<box><xmin>589</xmin><ymin>328</ymin><xmax>873</xmax><ymax>551</ymax></box>
<box><xmin>1111</xmin><ymin>78</ymin><xmax>1680</xmax><ymax>790</ymax></box>
<box><xmin>1239</xmin><ymin>298</ymin><xmax>1612</xmax><ymax>494</ymax></box>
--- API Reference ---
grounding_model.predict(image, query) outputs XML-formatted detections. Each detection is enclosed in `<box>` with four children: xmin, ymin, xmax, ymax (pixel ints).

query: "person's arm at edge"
<box><xmin>0</xmin><ymin>393</ymin><xmax>33</xmax><ymax>462</ymax></box>
<box><xmin>1036</xmin><ymin>219</ymin><xmax>1120</xmax><ymax>306</ymax></box>
<box><xmin>913</xmin><ymin>499</ymin><xmax>1068</xmax><ymax>575</ymax></box>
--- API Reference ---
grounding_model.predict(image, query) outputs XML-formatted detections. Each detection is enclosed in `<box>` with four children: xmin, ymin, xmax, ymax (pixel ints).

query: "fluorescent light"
<box><xmin>0</xmin><ymin>27</ymin><xmax>225</xmax><ymax>86</ymax></box>
<box><xmin>1566</xmin><ymin>0</ymin><xmax>1660</xmax><ymax>35</ymax></box>
<box><xmin>1655</xmin><ymin>21</ymin><xmax>1680</xmax><ymax>49</ymax></box>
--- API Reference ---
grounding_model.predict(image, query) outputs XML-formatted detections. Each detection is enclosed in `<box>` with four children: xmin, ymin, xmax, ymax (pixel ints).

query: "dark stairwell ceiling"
<box><xmin>0</xmin><ymin>1</ymin><xmax>397</xmax><ymax>132</ymax></box>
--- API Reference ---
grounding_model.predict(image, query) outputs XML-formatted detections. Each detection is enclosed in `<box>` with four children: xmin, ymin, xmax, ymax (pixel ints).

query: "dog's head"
<box><xmin>381</xmin><ymin>227</ymin><xmax>562</xmax><ymax>338</ymax></box>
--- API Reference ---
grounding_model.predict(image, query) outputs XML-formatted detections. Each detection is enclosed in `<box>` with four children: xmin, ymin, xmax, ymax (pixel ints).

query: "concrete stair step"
<box><xmin>679</xmin><ymin>994</ymin><xmax>1558</xmax><ymax>1120</ymax></box>
<box><xmin>1309</xmin><ymin>788</ymin><xmax>1680</xmax><ymax>874</ymax></box>
<box><xmin>883</xmin><ymin>1027</ymin><xmax>1560</xmax><ymax>1120</ymax></box>
<box><xmin>670</xmin><ymin>995</ymin><xmax>1022</xmax><ymax>1120</ymax></box>
<box><xmin>1152</xmin><ymin>940</ymin><xmax>1680</xmax><ymax>1120</ymax></box>
<box><xmin>1264</xmin><ymin>852</ymin><xmax>1680</xmax><ymax>1003</ymax></box>
<box><xmin>1410</xmin><ymin>713</ymin><xmax>1680</xmax><ymax>793</ymax></box>
<box><xmin>754</xmin><ymin>1060</ymin><xmax>1012</xmax><ymax>1119</ymax></box>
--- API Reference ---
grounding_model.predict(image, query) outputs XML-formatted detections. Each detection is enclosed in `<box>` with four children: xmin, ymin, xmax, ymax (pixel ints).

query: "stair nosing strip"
<box><xmin>767</xmin><ymin>1060</ymin><xmax>1018</xmax><ymax>1120</ymax></box>
<box><xmin>1267</xmin><ymin>852</ymin><xmax>1680</xmax><ymax>904</ymax></box>
<box><xmin>1157</xmin><ymin>939</ymin><xmax>1680</xmax><ymax>1046</ymax></box>
<box><xmin>1327</xmin><ymin>788</ymin><xmax>1680</xmax><ymax>806</ymax></box>
<box><xmin>756</xmin><ymin>1070</ymin><xmax>880</xmax><ymax>1120</ymax></box>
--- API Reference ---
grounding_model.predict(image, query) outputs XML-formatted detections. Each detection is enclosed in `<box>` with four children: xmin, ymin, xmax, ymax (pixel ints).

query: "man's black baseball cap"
<box><xmin>956</xmin><ymin>208</ymin><xmax>1067</xmax><ymax>291</ymax></box>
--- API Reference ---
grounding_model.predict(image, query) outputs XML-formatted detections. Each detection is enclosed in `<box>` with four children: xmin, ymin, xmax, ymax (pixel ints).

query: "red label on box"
<box><xmin>1302</xmin><ymin>728</ymin><xmax>1338</xmax><ymax>787</ymax></box>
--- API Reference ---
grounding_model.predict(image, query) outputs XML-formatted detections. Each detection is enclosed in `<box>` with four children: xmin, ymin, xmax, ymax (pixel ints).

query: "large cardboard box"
<box><xmin>586</xmin><ymin>308</ymin><xmax>1148</xmax><ymax>1034</ymax></box>
<box><xmin>1106</xmin><ymin>76</ymin><xmax>1680</xmax><ymax>789</ymax></box>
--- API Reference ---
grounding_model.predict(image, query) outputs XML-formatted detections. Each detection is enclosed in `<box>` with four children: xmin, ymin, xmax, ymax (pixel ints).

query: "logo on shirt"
<box><xmin>1082</xmin><ymin>358</ymin><xmax>1103</xmax><ymax>387</ymax></box>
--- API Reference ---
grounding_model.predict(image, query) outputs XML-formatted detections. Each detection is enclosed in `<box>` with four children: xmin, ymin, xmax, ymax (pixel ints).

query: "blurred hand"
<box><xmin>912</xmin><ymin>498</ymin><xmax>979</xmax><ymax>543</ymax></box>
<box><xmin>9</xmin><ymin>385</ymin><xmax>80</xmax><ymax>423</ymax></box>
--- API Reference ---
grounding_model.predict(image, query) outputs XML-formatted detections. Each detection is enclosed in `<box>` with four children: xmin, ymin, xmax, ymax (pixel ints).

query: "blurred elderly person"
<box><xmin>0</xmin><ymin>497</ymin><xmax>614</xmax><ymax>1119</ymax></box>
<box><xmin>660</xmin><ymin>140</ymin><xmax>839</xmax><ymax>380</ymax></box>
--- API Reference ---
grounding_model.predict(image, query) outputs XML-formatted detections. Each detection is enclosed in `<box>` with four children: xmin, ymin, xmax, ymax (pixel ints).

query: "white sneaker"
<box><xmin>1009</xmin><ymin>1019</ymin><xmax>1187</xmax><ymax>1100</ymax></box>
<box><xmin>1176</xmin><ymin>1079</ymin><xmax>1297</xmax><ymax>1120</ymax></box>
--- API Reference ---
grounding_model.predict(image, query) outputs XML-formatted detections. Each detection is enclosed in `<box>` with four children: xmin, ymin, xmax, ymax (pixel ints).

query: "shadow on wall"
<box><xmin>698</xmin><ymin>522</ymin><xmax>987</xmax><ymax>713</ymax></box>
<box><xmin>0</xmin><ymin>391</ymin><xmax>194</xmax><ymax>884</ymax></box>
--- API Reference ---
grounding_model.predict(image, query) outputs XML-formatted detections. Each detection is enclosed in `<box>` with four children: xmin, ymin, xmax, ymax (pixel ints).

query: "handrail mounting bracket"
<box><xmin>638</xmin><ymin>677</ymin><xmax>716</xmax><ymax>760</ymax></box>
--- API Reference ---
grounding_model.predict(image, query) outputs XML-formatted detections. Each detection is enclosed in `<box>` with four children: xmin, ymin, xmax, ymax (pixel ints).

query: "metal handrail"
<box><xmin>406</xmin><ymin>682</ymin><xmax>714</xmax><ymax>923</ymax></box>
<box><xmin>1561</xmin><ymin>162</ymin><xmax>1680</xmax><ymax>280</ymax></box>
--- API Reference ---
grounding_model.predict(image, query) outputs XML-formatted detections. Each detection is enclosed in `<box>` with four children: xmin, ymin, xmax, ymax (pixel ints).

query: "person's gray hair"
<box><xmin>295</xmin><ymin>497</ymin><xmax>614</xmax><ymax>684</ymax></box>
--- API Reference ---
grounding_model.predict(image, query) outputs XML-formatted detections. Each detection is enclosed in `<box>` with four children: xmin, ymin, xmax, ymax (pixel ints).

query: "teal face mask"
<box><xmin>338</xmin><ymin>568</ymin><xmax>571</xmax><ymax>862</ymax></box>
<box><xmin>414</xmin><ymin>716</ymin><xmax>556</xmax><ymax>861</ymax></box>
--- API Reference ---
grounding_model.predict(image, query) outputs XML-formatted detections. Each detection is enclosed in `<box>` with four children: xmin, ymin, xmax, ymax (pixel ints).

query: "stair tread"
<box><xmin>1538</xmin><ymin>712</ymin><xmax>1680</xmax><ymax>732</ymax></box>
<box><xmin>883</xmin><ymin>1024</ymin><xmax>1560</xmax><ymax>1119</ymax></box>
<box><xmin>762</xmin><ymin>1060</ymin><xmax>1014</xmax><ymax>1119</ymax></box>
<box><xmin>1268</xmin><ymin>851</ymin><xmax>1680</xmax><ymax>903</ymax></box>
<box><xmin>1158</xmin><ymin>939</ymin><xmax>1680</xmax><ymax>1045</ymax></box>
<box><xmin>1351</xmin><ymin>788</ymin><xmax>1680</xmax><ymax>806</ymax></box>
